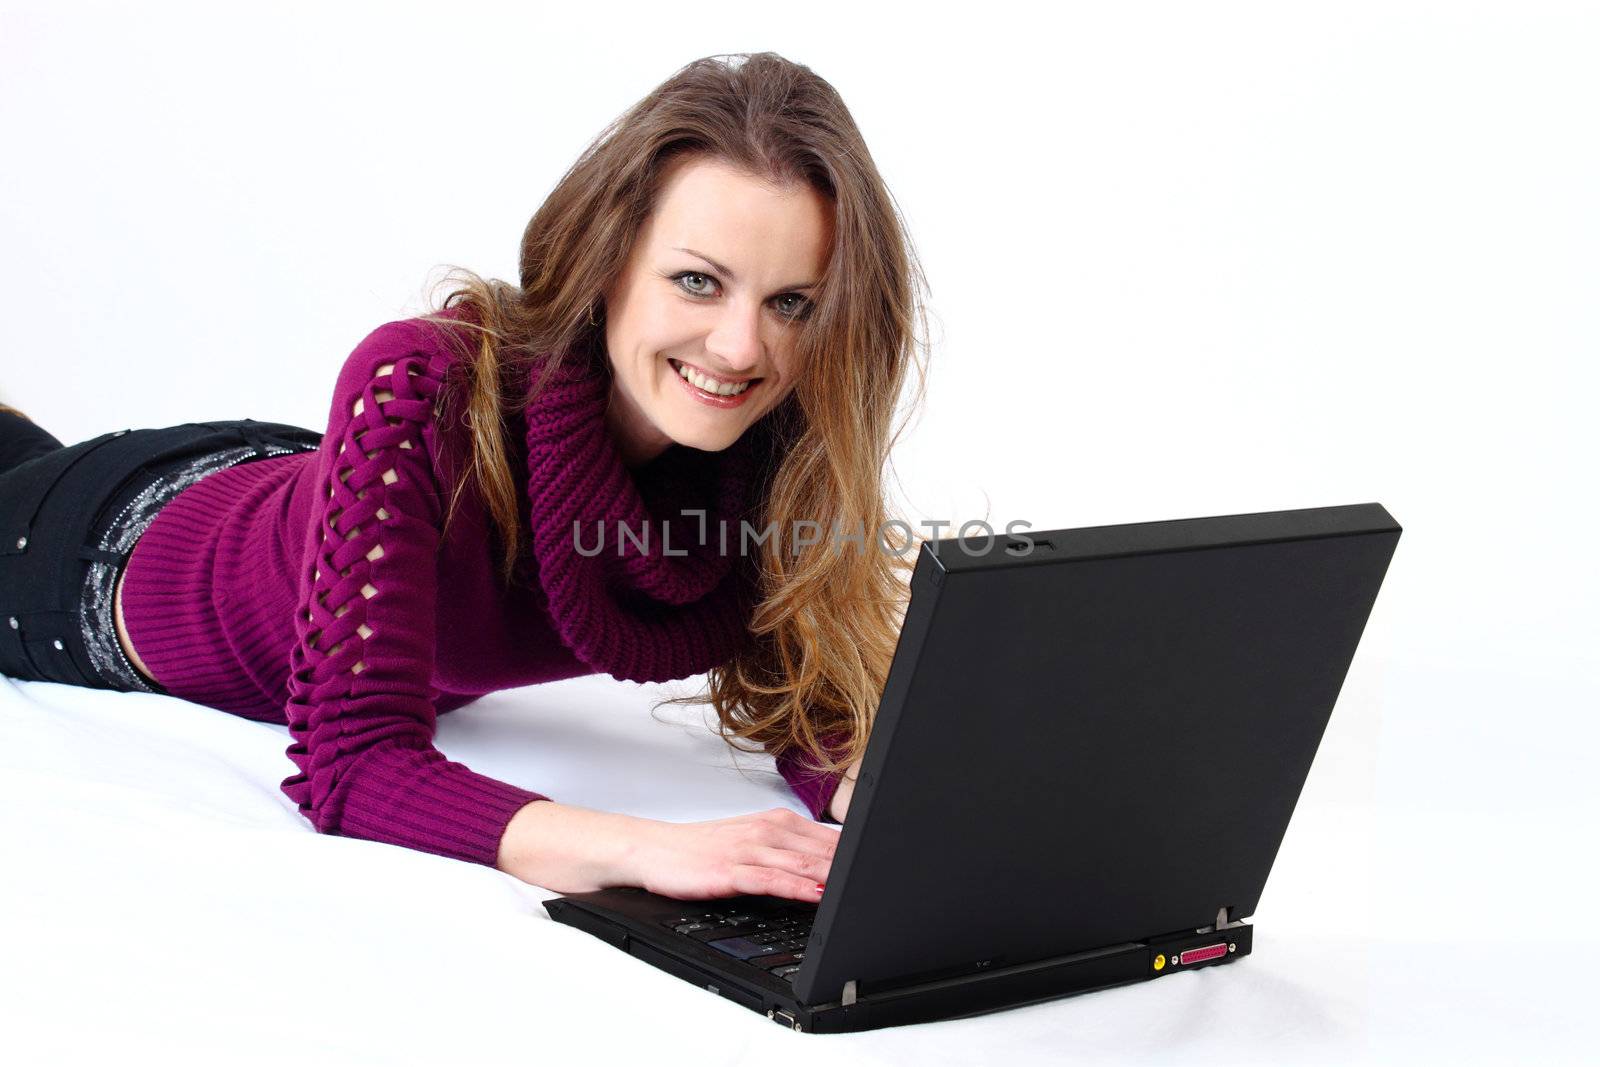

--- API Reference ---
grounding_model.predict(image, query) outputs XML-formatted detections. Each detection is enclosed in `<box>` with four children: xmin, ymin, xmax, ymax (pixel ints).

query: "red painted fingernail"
<box><xmin>815</xmin><ymin>883</ymin><xmax>826</xmax><ymax>892</ymax></box>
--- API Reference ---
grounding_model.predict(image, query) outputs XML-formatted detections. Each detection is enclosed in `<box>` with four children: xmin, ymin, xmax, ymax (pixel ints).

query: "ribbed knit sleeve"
<box><xmin>279</xmin><ymin>324</ymin><xmax>549</xmax><ymax>867</ymax></box>
<box><xmin>777</xmin><ymin>756</ymin><xmax>844</xmax><ymax>824</ymax></box>
<box><xmin>775</xmin><ymin>730</ymin><xmax>851</xmax><ymax>824</ymax></box>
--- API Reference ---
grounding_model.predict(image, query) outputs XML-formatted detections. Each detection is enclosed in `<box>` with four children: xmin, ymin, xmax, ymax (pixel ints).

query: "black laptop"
<box><xmin>543</xmin><ymin>502</ymin><xmax>1402</xmax><ymax>1033</ymax></box>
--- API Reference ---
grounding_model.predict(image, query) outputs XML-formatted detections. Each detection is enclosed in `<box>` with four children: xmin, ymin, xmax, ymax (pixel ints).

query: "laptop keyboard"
<box><xmin>657</xmin><ymin>900</ymin><xmax>816</xmax><ymax>982</ymax></box>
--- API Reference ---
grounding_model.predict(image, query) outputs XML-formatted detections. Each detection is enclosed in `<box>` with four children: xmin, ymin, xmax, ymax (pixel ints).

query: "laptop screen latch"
<box><xmin>842</xmin><ymin>979</ymin><xmax>858</xmax><ymax>1006</ymax></box>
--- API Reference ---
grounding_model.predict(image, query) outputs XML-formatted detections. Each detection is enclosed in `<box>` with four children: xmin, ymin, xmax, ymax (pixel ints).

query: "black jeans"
<box><xmin>0</xmin><ymin>410</ymin><xmax>322</xmax><ymax>692</ymax></box>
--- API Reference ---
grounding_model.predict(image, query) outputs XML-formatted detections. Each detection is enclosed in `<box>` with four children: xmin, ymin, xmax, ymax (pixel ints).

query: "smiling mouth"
<box><xmin>668</xmin><ymin>358</ymin><xmax>762</xmax><ymax>397</ymax></box>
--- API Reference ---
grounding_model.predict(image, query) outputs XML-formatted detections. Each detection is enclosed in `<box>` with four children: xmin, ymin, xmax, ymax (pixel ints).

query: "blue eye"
<box><xmin>774</xmin><ymin>293</ymin><xmax>813</xmax><ymax>321</ymax></box>
<box><xmin>669</xmin><ymin>271</ymin><xmax>813</xmax><ymax>322</ymax></box>
<box><xmin>674</xmin><ymin>271</ymin><xmax>715</xmax><ymax>296</ymax></box>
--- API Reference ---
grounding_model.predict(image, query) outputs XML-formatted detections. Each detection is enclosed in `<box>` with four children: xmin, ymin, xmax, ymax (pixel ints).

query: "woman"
<box><xmin>0</xmin><ymin>52</ymin><xmax>929</xmax><ymax>904</ymax></box>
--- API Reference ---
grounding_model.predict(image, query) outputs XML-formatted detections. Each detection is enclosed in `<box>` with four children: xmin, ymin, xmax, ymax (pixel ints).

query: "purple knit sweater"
<box><xmin>118</xmin><ymin>307</ymin><xmax>844</xmax><ymax>867</ymax></box>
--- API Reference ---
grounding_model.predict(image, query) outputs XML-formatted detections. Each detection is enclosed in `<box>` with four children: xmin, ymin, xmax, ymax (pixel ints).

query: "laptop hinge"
<box><xmin>842</xmin><ymin>979</ymin><xmax>858</xmax><ymax>1006</ymax></box>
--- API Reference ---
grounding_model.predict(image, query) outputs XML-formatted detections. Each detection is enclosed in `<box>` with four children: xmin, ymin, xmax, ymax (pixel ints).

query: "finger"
<box><xmin>745</xmin><ymin>844</ymin><xmax>832</xmax><ymax>885</ymax></box>
<box><xmin>729</xmin><ymin>863</ymin><xmax>827</xmax><ymax>903</ymax></box>
<box><xmin>765</xmin><ymin>825</ymin><xmax>838</xmax><ymax>862</ymax></box>
<box><xmin>766</xmin><ymin>807</ymin><xmax>843</xmax><ymax>847</ymax></box>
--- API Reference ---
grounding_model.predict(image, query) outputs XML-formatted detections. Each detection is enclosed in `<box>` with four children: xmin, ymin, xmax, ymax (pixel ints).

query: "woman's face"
<box><xmin>601</xmin><ymin>155</ymin><xmax>834</xmax><ymax>465</ymax></box>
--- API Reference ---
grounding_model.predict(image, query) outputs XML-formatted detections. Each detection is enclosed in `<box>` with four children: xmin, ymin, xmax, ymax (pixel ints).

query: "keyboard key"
<box><xmin>774</xmin><ymin>964</ymin><xmax>803</xmax><ymax>980</ymax></box>
<box><xmin>685</xmin><ymin>924</ymin><xmax>758</xmax><ymax>943</ymax></box>
<box><xmin>672</xmin><ymin>922</ymin><xmax>719</xmax><ymax>934</ymax></box>
<box><xmin>707</xmin><ymin>936</ymin><xmax>782</xmax><ymax>960</ymax></box>
<box><xmin>753</xmin><ymin>952</ymin><xmax>804</xmax><ymax>971</ymax></box>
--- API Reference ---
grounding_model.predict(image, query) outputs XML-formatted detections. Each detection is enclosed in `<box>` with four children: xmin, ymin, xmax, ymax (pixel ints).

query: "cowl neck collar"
<box><xmin>520</xmin><ymin>356</ymin><xmax>765</xmax><ymax>683</ymax></box>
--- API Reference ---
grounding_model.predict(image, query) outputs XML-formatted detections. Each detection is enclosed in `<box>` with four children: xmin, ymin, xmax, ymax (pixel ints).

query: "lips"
<box><xmin>668</xmin><ymin>357</ymin><xmax>761</xmax><ymax>389</ymax></box>
<box><xmin>668</xmin><ymin>357</ymin><xmax>762</xmax><ymax>409</ymax></box>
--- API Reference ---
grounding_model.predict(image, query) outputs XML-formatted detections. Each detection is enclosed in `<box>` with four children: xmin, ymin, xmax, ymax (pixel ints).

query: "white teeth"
<box><xmin>675</xmin><ymin>361</ymin><xmax>752</xmax><ymax>396</ymax></box>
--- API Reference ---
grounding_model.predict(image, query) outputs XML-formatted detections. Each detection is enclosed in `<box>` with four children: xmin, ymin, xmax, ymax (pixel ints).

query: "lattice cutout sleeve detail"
<box><xmin>279</xmin><ymin>342</ymin><xmax>547</xmax><ymax>867</ymax></box>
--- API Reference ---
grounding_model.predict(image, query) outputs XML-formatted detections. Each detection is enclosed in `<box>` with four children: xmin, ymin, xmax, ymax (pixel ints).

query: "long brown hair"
<box><xmin>416</xmin><ymin>51</ymin><xmax>931</xmax><ymax>782</ymax></box>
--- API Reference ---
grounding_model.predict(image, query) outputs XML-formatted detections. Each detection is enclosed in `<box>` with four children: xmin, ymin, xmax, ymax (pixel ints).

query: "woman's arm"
<box><xmin>776</xmin><ymin>729</ymin><xmax>862</xmax><ymax>824</ymax></box>
<box><xmin>280</xmin><ymin>327</ymin><xmax>547</xmax><ymax>867</ymax></box>
<box><xmin>827</xmin><ymin>756</ymin><xmax>864</xmax><ymax>822</ymax></box>
<box><xmin>495</xmin><ymin>800</ymin><xmax>634</xmax><ymax>888</ymax></box>
<box><xmin>497</xmin><ymin>800</ymin><xmax>840</xmax><ymax>901</ymax></box>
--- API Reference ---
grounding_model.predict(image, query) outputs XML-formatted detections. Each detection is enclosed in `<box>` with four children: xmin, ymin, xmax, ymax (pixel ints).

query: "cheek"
<box><xmin>761</xmin><ymin>367</ymin><xmax>801</xmax><ymax>412</ymax></box>
<box><xmin>772</xmin><ymin>346</ymin><xmax>804</xmax><ymax>387</ymax></box>
<box><xmin>635</xmin><ymin>305</ymin><xmax>697</xmax><ymax>354</ymax></box>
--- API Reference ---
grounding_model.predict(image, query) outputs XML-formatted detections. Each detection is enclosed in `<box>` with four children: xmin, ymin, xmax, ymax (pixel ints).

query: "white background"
<box><xmin>2</xmin><ymin>1</ymin><xmax>1595</xmax><ymax>1064</ymax></box>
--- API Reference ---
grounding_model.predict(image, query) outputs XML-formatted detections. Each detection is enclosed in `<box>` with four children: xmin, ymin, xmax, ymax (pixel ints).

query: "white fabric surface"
<box><xmin>0</xmin><ymin>661</ymin><xmax>1589</xmax><ymax>1066</ymax></box>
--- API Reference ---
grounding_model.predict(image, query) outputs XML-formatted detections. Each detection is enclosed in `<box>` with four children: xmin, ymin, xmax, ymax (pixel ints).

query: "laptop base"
<box><xmin>545</xmin><ymin>892</ymin><xmax>1253</xmax><ymax>1033</ymax></box>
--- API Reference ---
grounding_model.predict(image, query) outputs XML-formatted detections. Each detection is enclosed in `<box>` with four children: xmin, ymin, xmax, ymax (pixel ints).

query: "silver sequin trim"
<box><xmin>79</xmin><ymin>443</ymin><xmax>316</xmax><ymax>692</ymax></box>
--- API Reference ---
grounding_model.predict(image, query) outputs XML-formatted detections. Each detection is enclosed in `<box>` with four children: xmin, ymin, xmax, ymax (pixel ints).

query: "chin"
<box><xmin>668</xmin><ymin>425</ymin><xmax>742</xmax><ymax>453</ymax></box>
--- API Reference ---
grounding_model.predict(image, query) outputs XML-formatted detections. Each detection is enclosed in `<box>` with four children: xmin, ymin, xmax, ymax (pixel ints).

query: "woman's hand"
<box><xmin>619</xmin><ymin>808</ymin><xmax>841</xmax><ymax>903</ymax></box>
<box><xmin>827</xmin><ymin>756</ymin><xmax>865</xmax><ymax>822</ymax></box>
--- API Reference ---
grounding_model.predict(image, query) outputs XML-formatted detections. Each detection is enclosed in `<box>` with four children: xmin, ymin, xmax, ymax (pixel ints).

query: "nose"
<box><xmin>702</xmin><ymin>299</ymin><xmax>764</xmax><ymax>376</ymax></box>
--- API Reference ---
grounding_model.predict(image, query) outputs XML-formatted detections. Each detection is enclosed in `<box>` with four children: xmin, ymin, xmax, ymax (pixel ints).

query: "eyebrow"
<box><xmin>673</xmin><ymin>247</ymin><xmax>818</xmax><ymax>292</ymax></box>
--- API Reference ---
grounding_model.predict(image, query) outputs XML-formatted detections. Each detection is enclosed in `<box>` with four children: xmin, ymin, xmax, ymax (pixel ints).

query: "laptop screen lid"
<box><xmin>791</xmin><ymin>502</ymin><xmax>1401</xmax><ymax>1006</ymax></box>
